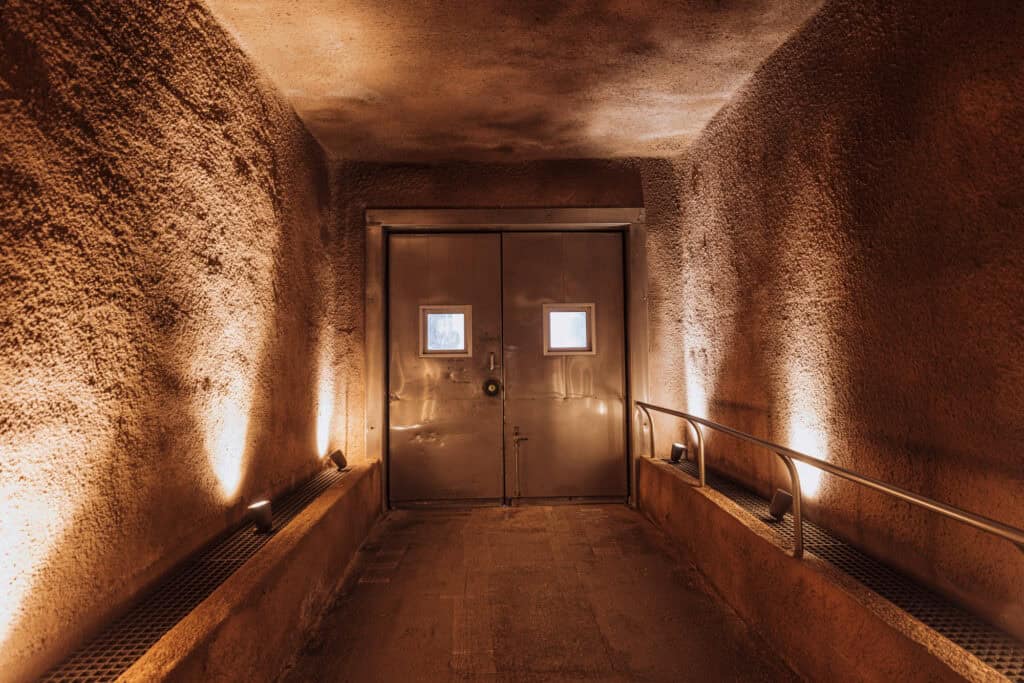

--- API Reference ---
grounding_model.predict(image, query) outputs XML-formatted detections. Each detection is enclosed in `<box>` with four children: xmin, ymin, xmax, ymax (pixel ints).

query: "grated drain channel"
<box><xmin>41</xmin><ymin>467</ymin><xmax>348</xmax><ymax>682</ymax></box>
<box><xmin>671</xmin><ymin>459</ymin><xmax>1024</xmax><ymax>681</ymax></box>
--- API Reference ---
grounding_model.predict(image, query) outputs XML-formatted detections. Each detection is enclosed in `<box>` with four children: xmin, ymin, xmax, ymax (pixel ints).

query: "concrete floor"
<box><xmin>283</xmin><ymin>505</ymin><xmax>798</xmax><ymax>682</ymax></box>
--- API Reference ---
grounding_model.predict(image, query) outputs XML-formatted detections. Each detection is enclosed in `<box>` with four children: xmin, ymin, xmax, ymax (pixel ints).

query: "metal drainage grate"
<box><xmin>672</xmin><ymin>459</ymin><xmax>1024</xmax><ymax>682</ymax></box>
<box><xmin>41</xmin><ymin>467</ymin><xmax>348</xmax><ymax>682</ymax></box>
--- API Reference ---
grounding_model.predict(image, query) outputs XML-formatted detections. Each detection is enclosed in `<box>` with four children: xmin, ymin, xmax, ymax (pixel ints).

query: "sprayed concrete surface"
<box><xmin>0</xmin><ymin>2</ymin><xmax>361</xmax><ymax>680</ymax></box>
<box><xmin>283</xmin><ymin>504</ymin><xmax>797</xmax><ymax>682</ymax></box>
<box><xmin>644</xmin><ymin>1</ymin><xmax>1024</xmax><ymax>639</ymax></box>
<box><xmin>205</xmin><ymin>0</ymin><xmax>822</xmax><ymax>161</ymax></box>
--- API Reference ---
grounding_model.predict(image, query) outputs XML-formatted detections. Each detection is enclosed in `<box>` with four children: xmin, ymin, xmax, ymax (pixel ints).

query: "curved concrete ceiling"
<box><xmin>205</xmin><ymin>0</ymin><xmax>822</xmax><ymax>161</ymax></box>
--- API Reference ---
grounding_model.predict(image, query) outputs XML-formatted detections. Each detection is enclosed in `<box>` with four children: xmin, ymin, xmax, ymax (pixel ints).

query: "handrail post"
<box><xmin>632</xmin><ymin>404</ymin><xmax>638</xmax><ymax>456</ymax></box>
<box><xmin>638</xmin><ymin>404</ymin><xmax>655</xmax><ymax>459</ymax></box>
<box><xmin>775</xmin><ymin>452</ymin><xmax>804</xmax><ymax>558</ymax></box>
<box><xmin>685</xmin><ymin>419</ymin><xmax>706</xmax><ymax>487</ymax></box>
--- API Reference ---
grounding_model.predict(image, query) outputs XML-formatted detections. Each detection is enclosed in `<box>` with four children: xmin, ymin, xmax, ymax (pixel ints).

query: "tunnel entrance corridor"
<box><xmin>387</xmin><ymin>231</ymin><xmax>628</xmax><ymax>505</ymax></box>
<box><xmin>282</xmin><ymin>505</ymin><xmax>796</xmax><ymax>683</ymax></box>
<box><xmin>4</xmin><ymin>1</ymin><xmax>1024</xmax><ymax>681</ymax></box>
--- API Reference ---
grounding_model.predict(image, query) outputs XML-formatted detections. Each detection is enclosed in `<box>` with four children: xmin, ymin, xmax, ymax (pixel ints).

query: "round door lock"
<box><xmin>483</xmin><ymin>379</ymin><xmax>501</xmax><ymax>396</ymax></box>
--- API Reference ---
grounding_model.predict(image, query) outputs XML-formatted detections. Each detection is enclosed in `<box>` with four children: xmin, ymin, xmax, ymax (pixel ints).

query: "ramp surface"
<box><xmin>284</xmin><ymin>505</ymin><xmax>796</xmax><ymax>682</ymax></box>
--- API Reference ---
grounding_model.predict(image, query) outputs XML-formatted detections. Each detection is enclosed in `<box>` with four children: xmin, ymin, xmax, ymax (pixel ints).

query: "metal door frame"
<box><xmin>366</xmin><ymin>208</ymin><xmax>648</xmax><ymax>510</ymax></box>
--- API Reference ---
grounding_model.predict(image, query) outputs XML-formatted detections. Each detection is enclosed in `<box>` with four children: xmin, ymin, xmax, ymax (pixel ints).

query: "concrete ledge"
<box><xmin>118</xmin><ymin>462</ymin><xmax>381</xmax><ymax>683</ymax></box>
<box><xmin>637</xmin><ymin>457</ymin><xmax>1003</xmax><ymax>683</ymax></box>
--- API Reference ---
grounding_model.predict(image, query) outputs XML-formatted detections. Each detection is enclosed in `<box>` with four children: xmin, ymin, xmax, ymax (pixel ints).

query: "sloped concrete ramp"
<box><xmin>283</xmin><ymin>505</ymin><xmax>795</xmax><ymax>682</ymax></box>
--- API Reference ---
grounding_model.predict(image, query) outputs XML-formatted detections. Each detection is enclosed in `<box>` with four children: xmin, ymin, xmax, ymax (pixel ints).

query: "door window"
<box><xmin>543</xmin><ymin>303</ymin><xmax>596</xmax><ymax>355</ymax></box>
<box><xmin>420</xmin><ymin>305</ymin><xmax>473</xmax><ymax>356</ymax></box>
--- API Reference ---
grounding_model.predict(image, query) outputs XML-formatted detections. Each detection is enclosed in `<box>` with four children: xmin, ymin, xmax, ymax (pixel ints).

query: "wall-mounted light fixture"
<box><xmin>328</xmin><ymin>449</ymin><xmax>347</xmax><ymax>471</ymax></box>
<box><xmin>248</xmin><ymin>500</ymin><xmax>272</xmax><ymax>533</ymax></box>
<box><xmin>769</xmin><ymin>489</ymin><xmax>793</xmax><ymax>521</ymax></box>
<box><xmin>670</xmin><ymin>442</ymin><xmax>687</xmax><ymax>463</ymax></box>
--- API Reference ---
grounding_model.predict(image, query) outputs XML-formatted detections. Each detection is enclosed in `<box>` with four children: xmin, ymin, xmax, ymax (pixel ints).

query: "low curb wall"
<box><xmin>637</xmin><ymin>457</ymin><xmax>1000</xmax><ymax>683</ymax></box>
<box><xmin>118</xmin><ymin>462</ymin><xmax>381</xmax><ymax>682</ymax></box>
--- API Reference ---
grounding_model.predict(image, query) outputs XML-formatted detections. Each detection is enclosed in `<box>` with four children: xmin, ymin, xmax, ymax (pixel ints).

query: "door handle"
<box><xmin>512</xmin><ymin>426</ymin><xmax>527</xmax><ymax>498</ymax></box>
<box><xmin>489</xmin><ymin>351</ymin><xmax>496</xmax><ymax>372</ymax></box>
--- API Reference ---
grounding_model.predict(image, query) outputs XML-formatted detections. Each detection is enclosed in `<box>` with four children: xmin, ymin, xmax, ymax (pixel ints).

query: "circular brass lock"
<box><xmin>483</xmin><ymin>379</ymin><xmax>501</xmax><ymax>396</ymax></box>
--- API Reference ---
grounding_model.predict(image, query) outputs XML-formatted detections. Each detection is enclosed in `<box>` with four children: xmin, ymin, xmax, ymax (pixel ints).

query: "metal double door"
<box><xmin>388</xmin><ymin>232</ymin><xmax>627</xmax><ymax>504</ymax></box>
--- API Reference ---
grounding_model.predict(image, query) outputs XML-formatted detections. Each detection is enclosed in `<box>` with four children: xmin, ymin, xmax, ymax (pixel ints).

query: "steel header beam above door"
<box><xmin>366</xmin><ymin>208</ymin><xmax>645</xmax><ymax>230</ymax></box>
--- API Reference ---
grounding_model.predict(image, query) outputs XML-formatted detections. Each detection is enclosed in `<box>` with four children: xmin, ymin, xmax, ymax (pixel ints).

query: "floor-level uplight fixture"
<box><xmin>248</xmin><ymin>500</ymin><xmax>273</xmax><ymax>533</ymax></box>
<box><xmin>769</xmin><ymin>489</ymin><xmax>793</xmax><ymax>521</ymax></box>
<box><xmin>329</xmin><ymin>449</ymin><xmax>348</xmax><ymax>471</ymax></box>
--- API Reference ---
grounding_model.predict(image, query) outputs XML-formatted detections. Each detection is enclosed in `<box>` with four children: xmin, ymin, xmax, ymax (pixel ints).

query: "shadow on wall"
<box><xmin>0</xmin><ymin>2</ymin><xmax>359</xmax><ymax>681</ymax></box>
<box><xmin>647</xmin><ymin>0</ymin><xmax>1024</xmax><ymax>639</ymax></box>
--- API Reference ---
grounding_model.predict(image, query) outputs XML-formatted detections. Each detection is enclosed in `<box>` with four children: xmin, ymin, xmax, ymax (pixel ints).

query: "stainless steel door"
<box><xmin>502</xmin><ymin>233</ymin><xmax>628</xmax><ymax>499</ymax></box>
<box><xmin>388</xmin><ymin>234</ymin><xmax>503</xmax><ymax>503</ymax></box>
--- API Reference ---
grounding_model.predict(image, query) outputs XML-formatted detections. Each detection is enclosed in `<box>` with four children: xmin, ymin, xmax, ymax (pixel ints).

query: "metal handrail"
<box><xmin>634</xmin><ymin>401</ymin><xmax>1024</xmax><ymax>559</ymax></box>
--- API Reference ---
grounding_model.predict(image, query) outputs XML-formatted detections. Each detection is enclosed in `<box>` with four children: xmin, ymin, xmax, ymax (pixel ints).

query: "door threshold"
<box><xmin>391</xmin><ymin>498</ymin><xmax>503</xmax><ymax>510</ymax></box>
<box><xmin>507</xmin><ymin>496</ymin><xmax>628</xmax><ymax>507</ymax></box>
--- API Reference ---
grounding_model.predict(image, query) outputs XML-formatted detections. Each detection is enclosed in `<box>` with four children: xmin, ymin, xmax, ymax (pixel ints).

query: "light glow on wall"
<box><xmin>0</xmin><ymin>446</ymin><xmax>72</xmax><ymax>652</ymax></box>
<box><xmin>675</xmin><ymin>215</ymin><xmax>735</xmax><ymax>422</ymax></box>
<box><xmin>685</xmin><ymin>358</ymin><xmax>708</xmax><ymax>419</ymax></box>
<box><xmin>206</xmin><ymin>377</ymin><xmax>253</xmax><ymax>500</ymax></box>
<box><xmin>788</xmin><ymin>413</ymin><xmax>826</xmax><ymax>498</ymax></box>
<box><xmin>195</xmin><ymin>310</ymin><xmax>264</xmax><ymax>501</ymax></box>
<box><xmin>0</xmin><ymin>370</ymin><xmax>106</xmax><ymax>661</ymax></box>
<box><xmin>316</xmin><ymin>338</ymin><xmax>335</xmax><ymax>457</ymax></box>
<box><xmin>683</xmin><ymin>330</ymin><xmax>710</xmax><ymax>418</ymax></box>
<box><xmin>773</xmin><ymin>164</ymin><xmax>848</xmax><ymax>502</ymax></box>
<box><xmin>783</xmin><ymin>357</ymin><xmax>830</xmax><ymax>498</ymax></box>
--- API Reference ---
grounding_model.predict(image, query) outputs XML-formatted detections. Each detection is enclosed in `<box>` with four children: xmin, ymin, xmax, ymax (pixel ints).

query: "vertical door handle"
<box><xmin>512</xmin><ymin>426</ymin><xmax>527</xmax><ymax>498</ymax></box>
<box><xmin>489</xmin><ymin>351</ymin><xmax>496</xmax><ymax>371</ymax></box>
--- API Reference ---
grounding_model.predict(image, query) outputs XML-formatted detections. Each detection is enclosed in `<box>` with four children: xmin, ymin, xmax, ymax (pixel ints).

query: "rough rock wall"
<box><xmin>646</xmin><ymin>0</ymin><xmax>1024</xmax><ymax>637</ymax></box>
<box><xmin>0</xmin><ymin>2</ymin><xmax>359</xmax><ymax>680</ymax></box>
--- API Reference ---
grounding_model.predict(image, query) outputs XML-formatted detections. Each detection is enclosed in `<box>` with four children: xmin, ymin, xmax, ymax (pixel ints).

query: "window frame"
<box><xmin>419</xmin><ymin>305</ymin><xmax>473</xmax><ymax>357</ymax></box>
<box><xmin>543</xmin><ymin>303</ymin><xmax>597</xmax><ymax>356</ymax></box>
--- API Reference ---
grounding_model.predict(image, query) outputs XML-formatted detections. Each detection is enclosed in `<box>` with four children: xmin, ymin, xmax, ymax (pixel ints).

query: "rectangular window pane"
<box><xmin>549</xmin><ymin>311</ymin><xmax>589</xmax><ymax>349</ymax></box>
<box><xmin>426</xmin><ymin>312</ymin><xmax>466</xmax><ymax>351</ymax></box>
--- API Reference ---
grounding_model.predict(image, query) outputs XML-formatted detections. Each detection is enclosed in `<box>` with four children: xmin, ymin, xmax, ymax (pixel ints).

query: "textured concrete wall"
<box><xmin>0</xmin><ymin>2</ymin><xmax>361</xmax><ymax>680</ymax></box>
<box><xmin>645</xmin><ymin>1</ymin><xmax>1024</xmax><ymax>638</ymax></box>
